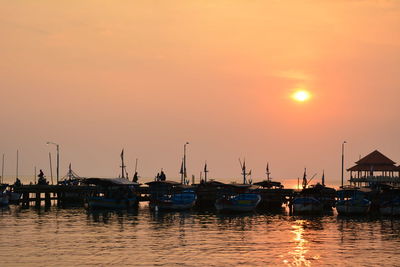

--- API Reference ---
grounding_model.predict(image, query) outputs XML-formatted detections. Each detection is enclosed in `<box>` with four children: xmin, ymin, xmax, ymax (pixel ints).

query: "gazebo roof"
<box><xmin>348</xmin><ymin>150</ymin><xmax>398</xmax><ymax>172</ymax></box>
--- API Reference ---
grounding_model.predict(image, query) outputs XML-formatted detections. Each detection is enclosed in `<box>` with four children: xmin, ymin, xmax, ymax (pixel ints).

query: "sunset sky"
<box><xmin>1</xmin><ymin>1</ymin><xmax>400</xmax><ymax>187</ymax></box>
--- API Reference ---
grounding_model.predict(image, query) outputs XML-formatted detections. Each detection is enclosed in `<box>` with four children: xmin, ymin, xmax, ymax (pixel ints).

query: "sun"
<box><xmin>292</xmin><ymin>90</ymin><xmax>311</xmax><ymax>102</ymax></box>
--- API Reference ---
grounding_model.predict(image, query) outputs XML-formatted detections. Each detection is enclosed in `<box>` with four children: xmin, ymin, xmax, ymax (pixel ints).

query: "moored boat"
<box><xmin>215</xmin><ymin>192</ymin><xmax>261</xmax><ymax>212</ymax></box>
<box><xmin>147</xmin><ymin>180</ymin><xmax>197</xmax><ymax>211</ymax></box>
<box><xmin>336</xmin><ymin>188</ymin><xmax>371</xmax><ymax>215</ymax></box>
<box><xmin>0</xmin><ymin>184</ymin><xmax>9</xmax><ymax>206</ymax></box>
<box><xmin>84</xmin><ymin>178</ymin><xmax>139</xmax><ymax>209</ymax></box>
<box><xmin>380</xmin><ymin>197</ymin><xmax>400</xmax><ymax>216</ymax></box>
<box><xmin>292</xmin><ymin>196</ymin><xmax>323</xmax><ymax>214</ymax></box>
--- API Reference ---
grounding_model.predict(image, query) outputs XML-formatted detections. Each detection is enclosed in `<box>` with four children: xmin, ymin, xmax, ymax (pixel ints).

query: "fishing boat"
<box><xmin>292</xmin><ymin>196</ymin><xmax>323</xmax><ymax>214</ymax></box>
<box><xmin>336</xmin><ymin>187</ymin><xmax>371</xmax><ymax>215</ymax></box>
<box><xmin>0</xmin><ymin>184</ymin><xmax>9</xmax><ymax>206</ymax></box>
<box><xmin>292</xmin><ymin>169</ymin><xmax>325</xmax><ymax>214</ymax></box>
<box><xmin>380</xmin><ymin>197</ymin><xmax>400</xmax><ymax>216</ymax></box>
<box><xmin>146</xmin><ymin>180</ymin><xmax>197</xmax><ymax>211</ymax></box>
<box><xmin>215</xmin><ymin>191</ymin><xmax>261</xmax><ymax>212</ymax></box>
<box><xmin>379</xmin><ymin>188</ymin><xmax>400</xmax><ymax>216</ymax></box>
<box><xmin>84</xmin><ymin>177</ymin><xmax>139</xmax><ymax>209</ymax></box>
<box><xmin>252</xmin><ymin>163</ymin><xmax>287</xmax><ymax>210</ymax></box>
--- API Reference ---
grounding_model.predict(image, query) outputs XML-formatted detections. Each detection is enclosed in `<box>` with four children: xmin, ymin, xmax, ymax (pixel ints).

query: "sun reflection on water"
<box><xmin>284</xmin><ymin>219</ymin><xmax>320</xmax><ymax>267</ymax></box>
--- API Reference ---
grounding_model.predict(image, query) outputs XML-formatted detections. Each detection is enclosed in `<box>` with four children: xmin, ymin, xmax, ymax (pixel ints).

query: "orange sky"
<box><xmin>1</xmin><ymin>1</ymin><xmax>400</xmax><ymax>187</ymax></box>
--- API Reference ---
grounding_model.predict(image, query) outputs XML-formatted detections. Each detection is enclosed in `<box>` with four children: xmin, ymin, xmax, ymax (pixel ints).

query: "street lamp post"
<box><xmin>47</xmin><ymin>142</ymin><xmax>60</xmax><ymax>184</ymax></box>
<box><xmin>341</xmin><ymin>141</ymin><xmax>347</xmax><ymax>188</ymax></box>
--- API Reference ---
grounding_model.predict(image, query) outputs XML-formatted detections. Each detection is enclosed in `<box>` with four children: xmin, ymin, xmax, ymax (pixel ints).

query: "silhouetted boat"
<box><xmin>84</xmin><ymin>178</ymin><xmax>139</xmax><ymax>209</ymax></box>
<box><xmin>380</xmin><ymin>197</ymin><xmax>400</xmax><ymax>216</ymax></box>
<box><xmin>0</xmin><ymin>184</ymin><xmax>9</xmax><ymax>206</ymax></box>
<box><xmin>146</xmin><ymin>181</ymin><xmax>197</xmax><ymax>211</ymax></box>
<box><xmin>215</xmin><ymin>192</ymin><xmax>261</xmax><ymax>212</ymax></box>
<box><xmin>215</xmin><ymin>184</ymin><xmax>261</xmax><ymax>213</ymax></box>
<box><xmin>336</xmin><ymin>187</ymin><xmax>371</xmax><ymax>215</ymax></box>
<box><xmin>293</xmin><ymin>197</ymin><xmax>323</xmax><ymax>214</ymax></box>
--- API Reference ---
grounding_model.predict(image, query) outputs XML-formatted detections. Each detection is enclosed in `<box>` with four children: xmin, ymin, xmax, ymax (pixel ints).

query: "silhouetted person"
<box><xmin>38</xmin><ymin>169</ymin><xmax>48</xmax><ymax>185</ymax></box>
<box><xmin>14</xmin><ymin>178</ymin><xmax>22</xmax><ymax>187</ymax></box>
<box><xmin>159</xmin><ymin>170</ymin><xmax>166</xmax><ymax>181</ymax></box>
<box><xmin>156</xmin><ymin>173</ymin><xmax>160</xmax><ymax>181</ymax></box>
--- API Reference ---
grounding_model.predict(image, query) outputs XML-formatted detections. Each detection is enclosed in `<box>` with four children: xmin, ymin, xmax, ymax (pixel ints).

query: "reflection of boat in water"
<box><xmin>336</xmin><ymin>187</ymin><xmax>371</xmax><ymax>215</ymax></box>
<box><xmin>147</xmin><ymin>181</ymin><xmax>197</xmax><ymax>211</ymax></box>
<box><xmin>84</xmin><ymin>178</ymin><xmax>139</xmax><ymax>209</ymax></box>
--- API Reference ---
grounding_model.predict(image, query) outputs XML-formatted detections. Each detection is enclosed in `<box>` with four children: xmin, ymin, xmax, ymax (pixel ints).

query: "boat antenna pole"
<box><xmin>134</xmin><ymin>158</ymin><xmax>138</xmax><ymax>173</ymax></box>
<box><xmin>204</xmin><ymin>161</ymin><xmax>208</xmax><ymax>183</ymax></box>
<box><xmin>1</xmin><ymin>154</ymin><xmax>4</xmax><ymax>184</ymax></box>
<box><xmin>266</xmin><ymin>163</ymin><xmax>271</xmax><ymax>182</ymax></box>
<box><xmin>16</xmin><ymin>150</ymin><xmax>19</xmax><ymax>180</ymax></box>
<box><xmin>180</xmin><ymin>158</ymin><xmax>184</xmax><ymax>184</ymax></box>
<box><xmin>120</xmin><ymin>149</ymin><xmax>126</xmax><ymax>179</ymax></box>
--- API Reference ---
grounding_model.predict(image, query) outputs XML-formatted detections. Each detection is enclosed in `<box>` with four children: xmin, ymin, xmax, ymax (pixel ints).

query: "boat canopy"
<box><xmin>83</xmin><ymin>178</ymin><xmax>138</xmax><ymax>186</ymax></box>
<box><xmin>253</xmin><ymin>180</ymin><xmax>283</xmax><ymax>189</ymax></box>
<box><xmin>146</xmin><ymin>180</ymin><xmax>181</xmax><ymax>186</ymax></box>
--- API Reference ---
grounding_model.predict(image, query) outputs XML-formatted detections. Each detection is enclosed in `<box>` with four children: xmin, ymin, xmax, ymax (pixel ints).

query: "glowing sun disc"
<box><xmin>292</xmin><ymin>90</ymin><xmax>311</xmax><ymax>102</ymax></box>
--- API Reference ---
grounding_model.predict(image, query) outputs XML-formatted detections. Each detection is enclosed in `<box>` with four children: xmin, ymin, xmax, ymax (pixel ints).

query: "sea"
<box><xmin>1</xmin><ymin>203</ymin><xmax>400</xmax><ymax>267</ymax></box>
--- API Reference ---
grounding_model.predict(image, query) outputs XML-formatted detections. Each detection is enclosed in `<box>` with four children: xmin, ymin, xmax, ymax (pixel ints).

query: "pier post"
<box><xmin>45</xmin><ymin>192</ymin><xmax>51</xmax><ymax>207</ymax></box>
<box><xmin>35</xmin><ymin>192</ymin><xmax>41</xmax><ymax>207</ymax></box>
<box><xmin>22</xmin><ymin>192</ymin><xmax>30</xmax><ymax>207</ymax></box>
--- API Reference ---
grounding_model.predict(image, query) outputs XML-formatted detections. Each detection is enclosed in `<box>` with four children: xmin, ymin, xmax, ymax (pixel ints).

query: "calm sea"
<box><xmin>1</xmin><ymin>204</ymin><xmax>400</xmax><ymax>266</ymax></box>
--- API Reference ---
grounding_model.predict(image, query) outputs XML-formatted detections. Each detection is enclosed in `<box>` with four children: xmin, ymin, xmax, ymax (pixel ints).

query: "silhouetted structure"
<box><xmin>348</xmin><ymin>150</ymin><xmax>400</xmax><ymax>187</ymax></box>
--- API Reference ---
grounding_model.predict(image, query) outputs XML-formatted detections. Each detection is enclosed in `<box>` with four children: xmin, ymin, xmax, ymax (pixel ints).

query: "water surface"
<box><xmin>1</xmin><ymin>204</ymin><xmax>400</xmax><ymax>266</ymax></box>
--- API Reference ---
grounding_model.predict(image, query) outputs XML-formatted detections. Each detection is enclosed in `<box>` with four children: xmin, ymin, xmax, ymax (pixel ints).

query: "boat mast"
<box><xmin>204</xmin><ymin>161</ymin><xmax>208</xmax><ymax>183</ymax></box>
<box><xmin>1</xmin><ymin>154</ymin><xmax>4</xmax><ymax>184</ymax></box>
<box><xmin>183</xmin><ymin>142</ymin><xmax>189</xmax><ymax>184</ymax></box>
<box><xmin>120</xmin><ymin>149</ymin><xmax>126</xmax><ymax>178</ymax></box>
<box><xmin>302</xmin><ymin>168</ymin><xmax>307</xmax><ymax>189</ymax></box>
<box><xmin>239</xmin><ymin>158</ymin><xmax>247</xmax><ymax>184</ymax></box>
<box><xmin>180</xmin><ymin>158</ymin><xmax>184</xmax><ymax>184</ymax></box>
<box><xmin>266</xmin><ymin>163</ymin><xmax>271</xmax><ymax>182</ymax></box>
<box><xmin>16</xmin><ymin>150</ymin><xmax>19</xmax><ymax>180</ymax></box>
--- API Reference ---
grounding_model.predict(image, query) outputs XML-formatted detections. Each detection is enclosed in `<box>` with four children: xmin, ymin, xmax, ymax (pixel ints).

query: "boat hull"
<box><xmin>215</xmin><ymin>194</ymin><xmax>261</xmax><ymax>213</ymax></box>
<box><xmin>292</xmin><ymin>197</ymin><xmax>323</xmax><ymax>214</ymax></box>
<box><xmin>87</xmin><ymin>197</ymin><xmax>138</xmax><ymax>209</ymax></box>
<box><xmin>0</xmin><ymin>195</ymin><xmax>9</xmax><ymax>206</ymax></box>
<box><xmin>336</xmin><ymin>199</ymin><xmax>370</xmax><ymax>215</ymax></box>
<box><xmin>150</xmin><ymin>191</ymin><xmax>197</xmax><ymax>211</ymax></box>
<box><xmin>380</xmin><ymin>206</ymin><xmax>400</xmax><ymax>216</ymax></box>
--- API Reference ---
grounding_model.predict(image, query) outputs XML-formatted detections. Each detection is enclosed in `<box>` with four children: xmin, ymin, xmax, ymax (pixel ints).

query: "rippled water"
<box><xmin>1</xmin><ymin>204</ymin><xmax>400</xmax><ymax>266</ymax></box>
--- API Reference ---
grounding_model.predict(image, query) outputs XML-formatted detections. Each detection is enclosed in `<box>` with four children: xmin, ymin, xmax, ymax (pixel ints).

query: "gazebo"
<box><xmin>348</xmin><ymin>150</ymin><xmax>400</xmax><ymax>187</ymax></box>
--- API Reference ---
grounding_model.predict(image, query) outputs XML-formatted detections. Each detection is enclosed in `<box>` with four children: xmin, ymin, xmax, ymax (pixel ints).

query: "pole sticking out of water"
<box><xmin>49</xmin><ymin>152</ymin><xmax>54</xmax><ymax>185</ymax></box>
